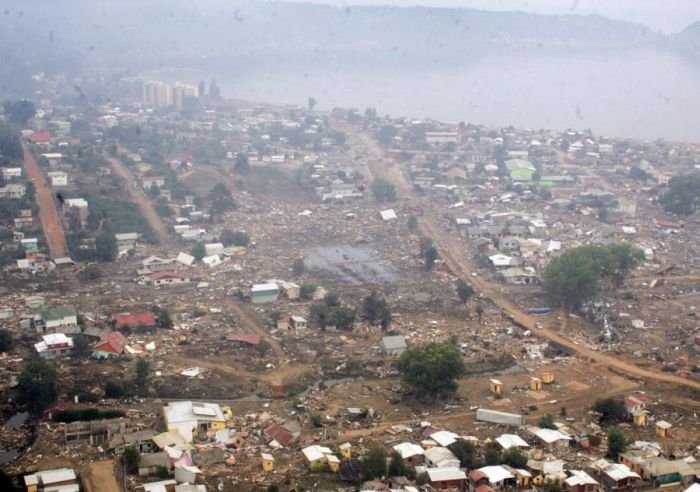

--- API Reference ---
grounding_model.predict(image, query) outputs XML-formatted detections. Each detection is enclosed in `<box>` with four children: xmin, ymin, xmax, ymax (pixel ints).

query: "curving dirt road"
<box><xmin>22</xmin><ymin>142</ymin><xmax>68</xmax><ymax>258</ymax></box>
<box><xmin>104</xmin><ymin>153</ymin><xmax>170</xmax><ymax>244</ymax></box>
<box><xmin>336</xmin><ymin>122</ymin><xmax>700</xmax><ymax>392</ymax></box>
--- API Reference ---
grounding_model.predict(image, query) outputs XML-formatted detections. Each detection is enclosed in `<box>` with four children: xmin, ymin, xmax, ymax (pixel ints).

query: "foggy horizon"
<box><xmin>274</xmin><ymin>0</ymin><xmax>700</xmax><ymax>33</ymax></box>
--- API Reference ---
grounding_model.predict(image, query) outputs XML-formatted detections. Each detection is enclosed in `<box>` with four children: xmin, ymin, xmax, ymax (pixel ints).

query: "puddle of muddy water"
<box><xmin>305</xmin><ymin>245</ymin><xmax>397</xmax><ymax>285</ymax></box>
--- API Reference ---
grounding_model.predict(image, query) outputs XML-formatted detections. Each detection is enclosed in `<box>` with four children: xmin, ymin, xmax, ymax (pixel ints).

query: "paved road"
<box><xmin>104</xmin><ymin>153</ymin><xmax>170</xmax><ymax>244</ymax></box>
<box><xmin>335</xmin><ymin>121</ymin><xmax>700</xmax><ymax>392</ymax></box>
<box><xmin>22</xmin><ymin>142</ymin><xmax>68</xmax><ymax>258</ymax></box>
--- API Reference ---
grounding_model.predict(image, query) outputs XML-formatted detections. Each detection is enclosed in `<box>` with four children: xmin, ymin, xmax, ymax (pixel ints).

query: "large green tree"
<box><xmin>2</xmin><ymin>99</ymin><xmax>36</xmax><ymax>125</ymax></box>
<box><xmin>607</xmin><ymin>427</ymin><xmax>628</xmax><ymax>459</ymax></box>
<box><xmin>543</xmin><ymin>244</ymin><xmax>642</xmax><ymax>310</ymax></box>
<box><xmin>361</xmin><ymin>290</ymin><xmax>392</xmax><ymax>330</ymax></box>
<box><xmin>362</xmin><ymin>446</ymin><xmax>387</xmax><ymax>480</ymax></box>
<box><xmin>18</xmin><ymin>358</ymin><xmax>57</xmax><ymax>414</ymax></box>
<box><xmin>456</xmin><ymin>279</ymin><xmax>475</xmax><ymax>304</ymax></box>
<box><xmin>0</xmin><ymin>122</ymin><xmax>23</xmax><ymax>161</ymax></box>
<box><xmin>660</xmin><ymin>173</ymin><xmax>700</xmax><ymax>216</ymax></box>
<box><xmin>397</xmin><ymin>340</ymin><xmax>465</xmax><ymax>398</ymax></box>
<box><xmin>95</xmin><ymin>232</ymin><xmax>117</xmax><ymax>262</ymax></box>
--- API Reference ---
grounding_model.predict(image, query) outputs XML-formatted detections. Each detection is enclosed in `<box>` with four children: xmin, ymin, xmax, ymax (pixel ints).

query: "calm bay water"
<box><xmin>146</xmin><ymin>48</ymin><xmax>700</xmax><ymax>142</ymax></box>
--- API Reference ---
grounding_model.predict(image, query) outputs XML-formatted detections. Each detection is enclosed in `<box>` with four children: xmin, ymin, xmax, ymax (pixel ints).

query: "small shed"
<box><xmin>490</xmin><ymin>379</ymin><xmax>503</xmax><ymax>395</ymax></box>
<box><xmin>530</xmin><ymin>377</ymin><xmax>543</xmax><ymax>391</ymax></box>
<box><xmin>379</xmin><ymin>335</ymin><xmax>407</xmax><ymax>356</ymax></box>
<box><xmin>542</xmin><ymin>372</ymin><xmax>554</xmax><ymax>384</ymax></box>
<box><xmin>261</xmin><ymin>453</ymin><xmax>275</xmax><ymax>472</ymax></box>
<box><xmin>251</xmin><ymin>283</ymin><xmax>279</xmax><ymax>304</ymax></box>
<box><xmin>655</xmin><ymin>421</ymin><xmax>672</xmax><ymax>438</ymax></box>
<box><xmin>339</xmin><ymin>442</ymin><xmax>352</xmax><ymax>460</ymax></box>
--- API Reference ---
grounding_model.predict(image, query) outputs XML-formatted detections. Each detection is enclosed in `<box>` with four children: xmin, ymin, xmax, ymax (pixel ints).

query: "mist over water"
<box><xmin>146</xmin><ymin>48</ymin><xmax>700</xmax><ymax>142</ymax></box>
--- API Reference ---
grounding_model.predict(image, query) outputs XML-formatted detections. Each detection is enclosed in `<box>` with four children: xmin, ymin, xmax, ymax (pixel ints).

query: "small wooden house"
<box><xmin>490</xmin><ymin>379</ymin><xmax>503</xmax><ymax>395</ymax></box>
<box><xmin>261</xmin><ymin>453</ymin><xmax>275</xmax><ymax>472</ymax></box>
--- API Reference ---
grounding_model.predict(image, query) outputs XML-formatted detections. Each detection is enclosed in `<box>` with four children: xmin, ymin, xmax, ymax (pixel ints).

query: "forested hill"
<box><xmin>0</xmin><ymin>0</ymin><xmax>694</xmax><ymax>95</ymax></box>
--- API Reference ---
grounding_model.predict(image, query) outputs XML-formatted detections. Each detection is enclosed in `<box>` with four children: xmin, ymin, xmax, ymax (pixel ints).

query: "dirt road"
<box><xmin>336</xmin><ymin>122</ymin><xmax>700</xmax><ymax>392</ymax></box>
<box><xmin>104</xmin><ymin>153</ymin><xmax>169</xmax><ymax>244</ymax></box>
<box><xmin>22</xmin><ymin>142</ymin><xmax>68</xmax><ymax>258</ymax></box>
<box><xmin>223</xmin><ymin>298</ymin><xmax>286</xmax><ymax>359</ymax></box>
<box><xmin>82</xmin><ymin>460</ymin><xmax>121</xmax><ymax>492</ymax></box>
<box><xmin>173</xmin><ymin>355</ymin><xmax>309</xmax><ymax>386</ymax></box>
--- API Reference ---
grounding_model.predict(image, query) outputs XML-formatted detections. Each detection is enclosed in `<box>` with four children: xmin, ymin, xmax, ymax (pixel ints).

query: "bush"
<box><xmin>0</xmin><ymin>329</ymin><xmax>14</xmax><ymax>352</ymax></box>
<box><xmin>539</xmin><ymin>413</ymin><xmax>557</xmax><ymax>429</ymax></box>
<box><xmin>593</xmin><ymin>398</ymin><xmax>626</xmax><ymax>423</ymax></box>
<box><xmin>292</xmin><ymin>258</ymin><xmax>305</xmax><ymax>276</ymax></box>
<box><xmin>310</xmin><ymin>413</ymin><xmax>323</xmax><ymax>428</ymax></box>
<box><xmin>105</xmin><ymin>380</ymin><xmax>126</xmax><ymax>399</ymax></box>
<box><xmin>300</xmin><ymin>283</ymin><xmax>317</xmax><ymax>300</ymax></box>
<box><xmin>220</xmin><ymin>230</ymin><xmax>250</xmax><ymax>247</ymax></box>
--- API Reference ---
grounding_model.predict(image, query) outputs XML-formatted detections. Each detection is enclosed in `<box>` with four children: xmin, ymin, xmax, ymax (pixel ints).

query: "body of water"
<box><xmin>145</xmin><ymin>48</ymin><xmax>700</xmax><ymax>142</ymax></box>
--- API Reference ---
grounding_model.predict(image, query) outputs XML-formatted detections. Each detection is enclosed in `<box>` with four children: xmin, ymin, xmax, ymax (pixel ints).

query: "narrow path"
<box><xmin>22</xmin><ymin>142</ymin><xmax>68</xmax><ymax>258</ymax></box>
<box><xmin>334</xmin><ymin>123</ymin><xmax>700</xmax><ymax>392</ymax></box>
<box><xmin>104</xmin><ymin>153</ymin><xmax>169</xmax><ymax>244</ymax></box>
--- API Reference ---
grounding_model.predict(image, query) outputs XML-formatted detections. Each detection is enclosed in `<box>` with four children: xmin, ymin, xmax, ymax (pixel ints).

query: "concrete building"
<box><xmin>163</xmin><ymin>401</ymin><xmax>227</xmax><ymax>443</ymax></box>
<box><xmin>115</xmin><ymin>233</ymin><xmax>139</xmax><ymax>253</ymax></box>
<box><xmin>47</xmin><ymin>171</ymin><xmax>68</xmax><ymax>187</ymax></box>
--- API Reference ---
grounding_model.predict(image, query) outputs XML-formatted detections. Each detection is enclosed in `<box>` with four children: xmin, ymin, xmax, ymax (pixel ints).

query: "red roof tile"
<box><xmin>94</xmin><ymin>331</ymin><xmax>128</xmax><ymax>354</ymax></box>
<box><xmin>264</xmin><ymin>424</ymin><xmax>295</xmax><ymax>447</ymax></box>
<box><xmin>30</xmin><ymin>132</ymin><xmax>51</xmax><ymax>143</ymax></box>
<box><xmin>469</xmin><ymin>470</ymin><xmax>488</xmax><ymax>482</ymax></box>
<box><xmin>111</xmin><ymin>311</ymin><xmax>157</xmax><ymax>328</ymax></box>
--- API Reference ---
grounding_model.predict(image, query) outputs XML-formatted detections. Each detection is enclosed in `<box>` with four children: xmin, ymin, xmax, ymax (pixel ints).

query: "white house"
<box><xmin>35</xmin><ymin>333</ymin><xmax>74</xmax><ymax>359</ymax></box>
<box><xmin>47</xmin><ymin>171</ymin><xmax>68</xmax><ymax>186</ymax></box>
<box><xmin>0</xmin><ymin>183</ymin><xmax>26</xmax><ymax>199</ymax></box>
<box><xmin>1</xmin><ymin>167</ymin><xmax>22</xmax><ymax>180</ymax></box>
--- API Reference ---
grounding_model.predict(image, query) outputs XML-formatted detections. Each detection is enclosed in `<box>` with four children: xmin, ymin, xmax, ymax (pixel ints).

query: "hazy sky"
<box><xmin>280</xmin><ymin>0</ymin><xmax>700</xmax><ymax>33</ymax></box>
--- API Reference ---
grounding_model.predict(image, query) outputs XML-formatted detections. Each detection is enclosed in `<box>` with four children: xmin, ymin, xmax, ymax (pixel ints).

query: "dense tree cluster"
<box><xmin>371</xmin><ymin>178</ymin><xmax>397</xmax><ymax>202</ymax></box>
<box><xmin>18</xmin><ymin>358</ymin><xmax>57</xmax><ymax>414</ymax></box>
<box><xmin>660</xmin><ymin>173</ymin><xmax>700</xmax><ymax>216</ymax></box>
<box><xmin>309</xmin><ymin>292</ymin><xmax>356</xmax><ymax>330</ymax></box>
<box><xmin>0</xmin><ymin>122</ymin><xmax>23</xmax><ymax>162</ymax></box>
<box><xmin>543</xmin><ymin>243</ymin><xmax>643</xmax><ymax>310</ymax></box>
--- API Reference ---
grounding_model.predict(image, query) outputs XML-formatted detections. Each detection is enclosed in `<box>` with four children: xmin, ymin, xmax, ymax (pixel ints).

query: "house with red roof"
<box><xmin>264</xmin><ymin>423</ymin><xmax>299</xmax><ymax>448</ymax></box>
<box><xmin>92</xmin><ymin>331</ymin><xmax>129</xmax><ymax>359</ymax></box>
<box><xmin>30</xmin><ymin>132</ymin><xmax>52</xmax><ymax>145</ymax></box>
<box><xmin>111</xmin><ymin>311</ymin><xmax>157</xmax><ymax>330</ymax></box>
